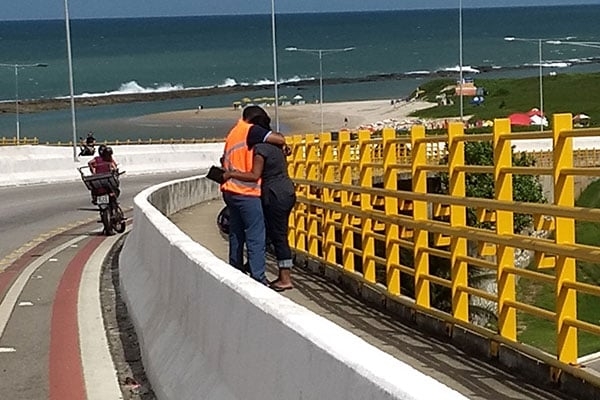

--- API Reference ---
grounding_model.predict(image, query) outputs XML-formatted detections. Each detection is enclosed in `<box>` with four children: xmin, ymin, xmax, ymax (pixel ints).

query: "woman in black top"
<box><xmin>223</xmin><ymin>106</ymin><xmax>296</xmax><ymax>291</ymax></box>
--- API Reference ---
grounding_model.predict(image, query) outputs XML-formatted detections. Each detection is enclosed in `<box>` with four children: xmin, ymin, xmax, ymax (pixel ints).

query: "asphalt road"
<box><xmin>0</xmin><ymin>170</ymin><xmax>199</xmax><ymax>400</ymax></box>
<box><xmin>0</xmin><ymin>171</ymin><xmax>204</xmax><ymax>269</ymax></box>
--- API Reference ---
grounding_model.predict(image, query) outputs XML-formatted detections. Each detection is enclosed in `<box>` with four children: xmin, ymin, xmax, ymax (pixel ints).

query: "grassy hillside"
<box><xmin>411</xmin><ymin>72</ymin><xmax>600</xmax><ymax>127</ymax></box>
<box><xmin>518</xmin><ymin>179</ymin><xmax>600</xmax><ymax>356</ymax></box>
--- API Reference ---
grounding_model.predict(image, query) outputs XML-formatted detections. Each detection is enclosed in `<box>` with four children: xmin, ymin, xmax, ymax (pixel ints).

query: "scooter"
<box><xmin>78</xmin><ymin>166</ymin><xmax>126</xmax><ymax>235</ymax></box>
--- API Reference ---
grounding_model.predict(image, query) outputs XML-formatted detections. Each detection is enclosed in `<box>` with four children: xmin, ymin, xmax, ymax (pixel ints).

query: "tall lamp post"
<box><xmin>0</xmin><ymin>62</ymin><xmax>48</xmax><ymax>144</ymax></box>
<box><xmin>504</xmin><ymin>36</ymin><xmax>553</xmax><ymax>132</ymax></box>
<box><xmin>458</xmin><ymin>0</ymin><xmax>464</xmax><ymax>122</ymax></box>
<box><xmin>270</xmin><ymin>0</ymin><xmax>281</xmax><ymax>131</ymax></box>
<box><xmin>285</xmin><ymin>46</ymin><xmax>355</xmax><ymax>134</ymax></box>
<box><xmin>64</xmin><ymin>0</ymin><xmax>78</xmax><ymax>161</ymax></box>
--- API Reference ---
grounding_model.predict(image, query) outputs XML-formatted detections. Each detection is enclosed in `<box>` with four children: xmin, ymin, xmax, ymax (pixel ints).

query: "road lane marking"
<box><xmin>49</xmin><ymin>237</ymin><xmax>104</xmax><ymax>400</ymax></box>
<box><xmin>0</xmin><ymin>235</ymin><xmax>87</xmax><ymax>339</ymax></box>
<box><xmin>0</xmin><ymin>217</ymin><xmax>96</xmax><ymax>272</ymax></box>
<box><xmin>79</xmin><ymin>230</ymin><xmax>128</xmax><ymax>400</ymax></box>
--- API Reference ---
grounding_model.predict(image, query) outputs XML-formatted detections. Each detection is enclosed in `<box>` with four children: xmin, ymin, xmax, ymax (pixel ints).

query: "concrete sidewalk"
<box><xmin>170</xmin><ymin>199</ymin><xmax>570</xmax><ymax>400</ymax></box>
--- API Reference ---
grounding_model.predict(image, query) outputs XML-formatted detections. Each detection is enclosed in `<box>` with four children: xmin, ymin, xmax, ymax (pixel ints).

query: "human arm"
<box><xmin>88</xmin><ymin>158</ymin><xmax>97</xmax><ymax>174</ymax></box>
<box><xmin>222</xmin><ymin>154</ymin><xmax>264</xmax><ymax>182</ymax></box>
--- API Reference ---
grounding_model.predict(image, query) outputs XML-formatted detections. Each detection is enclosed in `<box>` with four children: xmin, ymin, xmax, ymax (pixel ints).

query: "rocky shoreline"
<box><xmin>4</xmin><ymin>59</ymin><xmax>599</xmax><ymax>115</ymax></box>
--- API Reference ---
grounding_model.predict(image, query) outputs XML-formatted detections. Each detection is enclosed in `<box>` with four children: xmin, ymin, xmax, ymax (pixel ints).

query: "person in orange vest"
<box><xmin>223</xmin><ymin>109</ymin><xmax>295</xmax><ymax>291</ymax></box>
<box><xmin>220</xmin><ymin>106</ymin><xmax>287</xmax><ymax>284</ymax></box>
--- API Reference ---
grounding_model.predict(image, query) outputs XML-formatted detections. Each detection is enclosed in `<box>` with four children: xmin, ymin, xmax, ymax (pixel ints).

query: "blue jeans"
<box><xmin>222</xmin><ymin>192</ymin><xmax>266</xmax><ymax>283</ymax></box>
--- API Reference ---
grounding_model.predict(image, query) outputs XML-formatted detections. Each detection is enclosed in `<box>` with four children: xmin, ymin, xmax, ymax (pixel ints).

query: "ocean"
<box><xmin>1</xmin><ymin>5</ymin><xmax>600</xmax><ymax>142</ymax></box>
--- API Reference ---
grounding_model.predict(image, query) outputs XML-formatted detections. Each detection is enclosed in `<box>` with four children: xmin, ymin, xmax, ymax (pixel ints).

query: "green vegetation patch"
<box><xmin>411</xmin><ymin>72</ymin><xmax>600</xmax><ymax>127</ymax></box>
<box><xmin>518</xmin><ymin>179</ymin><xmax>600</xmax><ymax>356</ymax></box>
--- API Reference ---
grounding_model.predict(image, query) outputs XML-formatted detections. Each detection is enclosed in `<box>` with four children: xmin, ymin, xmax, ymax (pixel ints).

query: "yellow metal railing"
<box><xmin>0</xmin><ymin>137</ymin><xmax>223</xmax><ymax>146</ymax></box>
<box><xmin>287</xmin><ymin>113</ymin><xmax>600</xmax><ymax>371</ymax></box>
<box><xmin>0</xmin><ymin>137</ymin><xmax>39</xmax><ymax>145</ymax></box>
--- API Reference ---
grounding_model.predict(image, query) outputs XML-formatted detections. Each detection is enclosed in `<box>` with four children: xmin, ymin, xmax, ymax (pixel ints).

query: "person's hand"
<box><xmin>222</xmin><ymin>171</ymin><xmax>231</xmax><ymax>181</ymax></box>
<box><xmin>282</xmin><ymin>144</ymin><xmax>292</xmax><ymax>156</ymax></box>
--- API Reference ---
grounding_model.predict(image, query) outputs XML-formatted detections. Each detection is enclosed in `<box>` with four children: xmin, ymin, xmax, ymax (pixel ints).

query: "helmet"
<box><xmin>217</xmin><ymin>206</ymin><xmax>230</xmax><ymax>235</ymax></box>
<box><xmin>98</xmin><ymin>144</ymin><xmax>107</xmax><ymax>156</ymax></box>
<box><xmin>104</xmin><ymin>146</ymin><xmax>113</xmax><ymax>156</ymax></box>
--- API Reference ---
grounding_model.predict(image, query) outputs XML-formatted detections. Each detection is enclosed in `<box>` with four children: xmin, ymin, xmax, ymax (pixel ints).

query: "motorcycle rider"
<box><xmin>88</xmin><ymin>145</ymin><xmax>117</xmax><ymax>174</ymax></box>
<box><xmin>79</xmin><ymin>131</ymin><xmax>97</xmax><ymax>156</ymax></box>
<box><xmin>88</xmin><ymin>146</ymin><xmax>119</xmax><ymax>203</ymax></box>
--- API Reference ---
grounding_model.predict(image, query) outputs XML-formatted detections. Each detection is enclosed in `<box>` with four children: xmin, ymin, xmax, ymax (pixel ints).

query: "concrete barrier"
<box><xmin>0</xmin><ymin>143</ymin><xmax>223</xmax><ymax>187</ymax></box>
<box><xmin>119</xmin><ymin>175</ymin><xmax>467</xmax><ymax>400</ymax></box>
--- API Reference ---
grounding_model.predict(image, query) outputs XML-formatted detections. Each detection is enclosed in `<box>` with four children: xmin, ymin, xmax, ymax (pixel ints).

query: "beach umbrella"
<box><xmin>293</xmin><ymin>94</ymin><xmax>303</xmax><ymax>100</ymax></box>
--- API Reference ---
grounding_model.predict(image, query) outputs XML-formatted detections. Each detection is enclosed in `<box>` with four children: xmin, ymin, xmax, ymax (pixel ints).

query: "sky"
<box><xmin>5</xmin><ymin>0</ymin><xmax>600</xmax><ymax>20</ymax></box>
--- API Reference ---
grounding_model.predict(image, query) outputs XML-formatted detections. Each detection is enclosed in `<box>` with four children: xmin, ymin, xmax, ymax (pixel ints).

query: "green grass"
<box><xmin>411</xmin><ymin>72</ymin><xmax>600</xmax><ymax>127</ymax></box>
<box><xmin>518</xmin><ymin>179</ymin><xmax>600</xmax><ymax>356</ymax></box>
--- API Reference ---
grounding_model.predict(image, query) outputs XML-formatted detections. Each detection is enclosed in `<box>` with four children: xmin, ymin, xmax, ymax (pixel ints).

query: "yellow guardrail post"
<box><xmin>306</xmin><ymin>134</ymin><xmax>320</xmax><ymax>259</ymax></box>
<box><xmin>411</xmin><ymin>125</ymin><xmax>430</xmax><ymax>308</ymax></box>
<box><xmin>553</xmin><ymin>113</ymin><xmax>577</xmax><ymax>364</ymax></box>
<box><xmin>289</xmin><ymin>135</ymin><xmax>305</xmax><ymax>253</ymax></box>
<box><xmin>494</xmin><ymin>118</ymin><xmax>516</xmax><ymax>339</ymax></box>
<box><xmin>320</xmin><ymin>132</ymin><xmax>337</xmax><ymax>265</ymax></box>
<box><xmin>359</xmin><ymin>130</ymin><xmax>375</xmax><ymax>283</ymax></box>
<box><xmin>339</xmin><ymin>129</ymin><xmax>355</xmax><ymax>273</ymax></box>
<box><xmin>383</xmin><ymin>127</ymin><xmax>400</xmax><ymax>294</ymax></box>
<box><xmin>448</xmin><ymin>122</ymin><xmax>468</xmax><ymax>322</ymax></box>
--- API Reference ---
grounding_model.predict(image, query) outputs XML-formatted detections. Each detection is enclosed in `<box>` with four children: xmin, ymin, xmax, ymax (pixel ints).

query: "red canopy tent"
<box><xmin>508</xmin><ymin>113</ymin><xmax>532</xmax><ymax>126</ymax></box>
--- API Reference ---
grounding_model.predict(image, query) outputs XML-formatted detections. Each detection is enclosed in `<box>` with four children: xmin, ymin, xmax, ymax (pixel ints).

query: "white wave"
<box><xmin>525</xmin><ymin>62</ymin><xmax>572</xmax><ymax>68</ymax></box>
<box><xmin>255</xmin><ymin>78</ymin><xmax>274</xmax><ymax>86</ymax></box>
<box><xmin>405</xmin><ymin>70</ymin><xmax>431</xmax><ymax>75</ymax></box>
<box><xmin>439</xmin><ymin>65</ymin><xmax>481</xmax><ymax>73</ymax></box>
<box><xmin>218</xmin><ymin>78</ymin><xmax>238</xmax><ymax>88</ymax></box>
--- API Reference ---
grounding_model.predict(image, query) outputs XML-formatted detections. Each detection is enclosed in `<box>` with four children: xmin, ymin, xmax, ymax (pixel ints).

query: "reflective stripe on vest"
<box><xmin>220</xmin><ymin>119</ymin><xmax>261</xmax><ymax>196</ymax></box>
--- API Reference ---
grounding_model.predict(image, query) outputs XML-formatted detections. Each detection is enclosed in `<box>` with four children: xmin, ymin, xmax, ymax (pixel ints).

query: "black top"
<box><xmin>253</xmin><ymin>142</ymin><xmax>295</xmax><ymax>198</ymax></box>
<box><xmin>246</xmin><ymin>124</ymin><xmax>294</xmax><ymax>197</ymax></box>
<box><xmin>246</xmin><ymin>124</ymin><xmax>271</xmax><ymax>148</ymax></box>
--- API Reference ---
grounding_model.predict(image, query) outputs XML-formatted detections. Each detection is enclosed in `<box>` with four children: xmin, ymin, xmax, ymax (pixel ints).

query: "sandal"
<box><xmin>269</xmin><ymin>282</ymin><xmax>294</xmax><ymax>292</ymax></box>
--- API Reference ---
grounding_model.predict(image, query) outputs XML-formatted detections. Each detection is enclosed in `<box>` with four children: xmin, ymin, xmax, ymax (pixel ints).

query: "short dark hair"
<box><xmin>242</xmin><ymin>105</ymin><xmax>272</xmax><ymax>131</ymax></box>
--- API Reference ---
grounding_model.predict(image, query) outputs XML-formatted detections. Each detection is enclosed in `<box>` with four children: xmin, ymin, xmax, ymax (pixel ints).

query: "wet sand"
<box><xmin>133</xmin><ymin>99</ymin><xmax>438</xmax><ymax>134</ymax></box>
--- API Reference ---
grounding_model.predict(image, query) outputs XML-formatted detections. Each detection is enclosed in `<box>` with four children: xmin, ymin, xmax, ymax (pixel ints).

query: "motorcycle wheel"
<box><xmin>113</xmin><ymin>205</ymin><xmax>126</xmax><ymax>233</ymax></box>
<box><xmin>101</xmin><ymin>208</ymin><xmax>114</xmax><ymax>236</ymax></box>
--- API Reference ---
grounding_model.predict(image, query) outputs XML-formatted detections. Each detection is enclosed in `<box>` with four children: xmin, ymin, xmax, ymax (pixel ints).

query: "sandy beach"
<box><xmin>133</xmin><ymin>99</ymin><xmax>440</xmax><ymax>135</ymax></box>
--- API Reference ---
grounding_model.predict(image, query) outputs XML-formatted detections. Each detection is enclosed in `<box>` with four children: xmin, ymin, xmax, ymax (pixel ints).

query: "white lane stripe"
<box><xmin>0</xmin><ymin>236</ymin><xmax>86</xmax><ymax>339</ymax></box>
<box><xmin>79</xmin><ymin>230</ymin><xmax>129</xmax><ymax>400</ymax></box>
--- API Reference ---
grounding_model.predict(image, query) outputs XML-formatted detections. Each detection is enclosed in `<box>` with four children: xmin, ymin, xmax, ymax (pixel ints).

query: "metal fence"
<box><xmin>287</xmin><ymin>114</ymin><xmax>600</xmax><ymax>376</ymax></box>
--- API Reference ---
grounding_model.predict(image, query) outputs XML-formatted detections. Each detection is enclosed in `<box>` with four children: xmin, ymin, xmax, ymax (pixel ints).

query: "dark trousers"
<box><xmin>262</xmin><ymin>188</ymin><xmax>296</xmax><ymax>263</ymax></box>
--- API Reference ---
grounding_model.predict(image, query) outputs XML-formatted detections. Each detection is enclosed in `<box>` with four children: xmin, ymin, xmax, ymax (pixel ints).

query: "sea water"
<box><xmin>1</xmin><ymin>5</ymin><xmax>600</xmax><ymax>141</ymax></box>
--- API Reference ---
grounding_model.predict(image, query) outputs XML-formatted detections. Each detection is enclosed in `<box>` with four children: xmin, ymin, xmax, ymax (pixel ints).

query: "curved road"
<box><xmin>0</xmin><ymin>171</ymin><xmax>201</xmax><ymax>269</ymax></box>
<box><xmin>0</xmin><ymin>171</ymin><xmax>199</xmax><ymax>400</ymax></box>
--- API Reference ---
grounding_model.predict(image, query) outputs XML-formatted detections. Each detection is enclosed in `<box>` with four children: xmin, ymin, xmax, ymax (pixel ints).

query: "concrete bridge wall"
<box><xmin>118</xmin><ymin>174</ymin><xmax>466</xmax><ymax>400</ymax></box>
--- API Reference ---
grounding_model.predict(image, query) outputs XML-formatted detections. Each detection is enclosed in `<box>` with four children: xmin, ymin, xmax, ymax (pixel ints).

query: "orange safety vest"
<box><xmin>220</xmin><ymin>119</ymin><xmax>261</xmax><ymax>196</ymax></box>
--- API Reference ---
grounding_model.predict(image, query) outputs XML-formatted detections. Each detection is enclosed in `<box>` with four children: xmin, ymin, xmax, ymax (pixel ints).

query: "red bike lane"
<box><xmin>0</xmin><ymin>222</ymin><xmax>126</xmax><ymax>400</ymax></box>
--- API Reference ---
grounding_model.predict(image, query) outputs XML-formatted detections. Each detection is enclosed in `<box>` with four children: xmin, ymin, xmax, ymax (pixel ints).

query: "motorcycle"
<box><xmin>78</xmin><ymin>166</ymin><xmax>126</xmax><ymax>235</ymax></box>
<box><xmin>78</xmin><ymin>135</ymin><xmax>96</xmax><ymax>156</ymax></box>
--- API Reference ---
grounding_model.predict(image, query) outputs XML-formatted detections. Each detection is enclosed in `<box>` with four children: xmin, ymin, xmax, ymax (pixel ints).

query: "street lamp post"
<box><xmin>285</xmin><ymin>46</ymin><xmax>355</xmax><ymax>134</ymax></box>
<box><xmin>504</xmin><ymin>36</ymin><xmax>553</xmax><ymax>132</ymax></box>
<box><xmin>0</xmin><ymin>62</ymin><xmax>48</xmax><ymax>144</ymax></box>
<box><xmin>270</xmin><ymin>0</ymin><xmax>280</xmax><ymax>131</ymax></box>
<box><xmin>64</xmin><ymin>0</ymin><xmax>78</xmax><ymax>161</ymax></box>
<box><xmin>459</xmin><ymin>0</ymin><xmax>464</xmax><ymax>122</ymax></box>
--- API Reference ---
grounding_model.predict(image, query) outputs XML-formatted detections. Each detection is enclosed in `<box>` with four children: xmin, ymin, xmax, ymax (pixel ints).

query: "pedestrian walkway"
<box><xmin>170</xmin><ymin>199</ymin><xmax>571</xmax><ymax>400</ymax></box>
